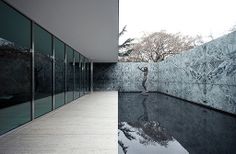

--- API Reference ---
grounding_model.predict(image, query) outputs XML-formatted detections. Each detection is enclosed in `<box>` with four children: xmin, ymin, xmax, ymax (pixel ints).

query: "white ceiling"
<box><xmin>5</xmin><ymin>0</ymin><xmax>119</xmax><ymax>62</ymax></box>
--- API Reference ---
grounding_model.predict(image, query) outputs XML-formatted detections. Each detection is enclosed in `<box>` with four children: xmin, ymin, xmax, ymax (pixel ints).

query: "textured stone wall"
<box><xmin>156</xmin><ymin>31</ymin><xmax>236</xmax><ymax>115</ymax></box>
<box><xmin>93</xmin><ymin>62</ymin><xmax>159</xmax><ymax>92</ymax></box>
<box><xmin>93</xmin><ymin>31</ymin><xmax>236</xmax><ymax>114</ymax></box>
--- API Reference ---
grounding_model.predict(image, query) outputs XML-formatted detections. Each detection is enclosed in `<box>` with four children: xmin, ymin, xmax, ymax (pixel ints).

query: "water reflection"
<box><xmin>118</xmin><ymin>92</ymin><xmax>236</xmax><ymax>154</ymax></box>
<box><xmin>118</xmin><ymin>94</ymin><xmax>187</xmax><ymax>154</ymax></box>
<box><xmin>118</xmin><ymin>121</ymin><xmax>181</xmax><ymax>154</ymax></box>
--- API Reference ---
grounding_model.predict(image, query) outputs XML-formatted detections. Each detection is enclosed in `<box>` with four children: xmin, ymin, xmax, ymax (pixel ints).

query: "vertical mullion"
<box><xmin>85</xmin><ymin>59</ymin><xmax>88</xmax><ymax>94</ymax></box>
<box><xmin>79</xmin><ymin>54</ymin><xmax>81</xmax><ymax>97</ymax></box>
<box><xmin>82</xmin><ymin>57</ymin><xmax>84</xmax><ymax>95</ymax></box>
<box><xmin>81</xmin><ymin>56</ymin><xmax>83</xmax><ymax>96</ymax></box>
<box><xmin>87</xmin><ymin>60</ymin><xmax>89</xmax><ymax>93</ymax></box>
<box><xmin>64</xmin><ymin>45</ymin><xmax>67</xmax><ymax>104</ymax></box>
<box><xmin>31</xmin><ymin>21</ymin><xmax>35</xmax><ymax>120</ymax></box>
<box><xmin>85</xmin><ymin>60</ymin><xmax>87</xmax><ymax>93</ymax></box>
<box><xmin>73</xmin><ymin>50</ymin><xmax>75</xmax><ymax>100</ymax></box>
<box><xmin>84</xmin><ymin>58</ymin><xmax>86</xmax><ymax>94</ymax></box>
<box><xmin>90</xmin><ymin>61</ymin><xmax>93</xmax><ymax>93</ymax></box>
<box><xmin>84</xmin><ymin>59</ymin><xmax>85</xmax><ymax>94</ymax></box>
<box><xmin>84</xmin><ymin>57</ymin><xmax>85</xmax><ymax>95</ymax></box>
<box><xmin>52</xmin><ymin>37</ymin><xmax>55</xmax><ymax>110</ymax></box>
<box><xmin>80</xmin><ymin>55</ymin><xmax>82</xmax><ymax>97</ymax></box>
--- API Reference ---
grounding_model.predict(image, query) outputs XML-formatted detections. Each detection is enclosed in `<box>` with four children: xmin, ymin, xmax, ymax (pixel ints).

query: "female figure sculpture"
<box><xmin>138</xmin><ymin>66</ymin><xmax>148</xmax><ymax>94</ymax></box>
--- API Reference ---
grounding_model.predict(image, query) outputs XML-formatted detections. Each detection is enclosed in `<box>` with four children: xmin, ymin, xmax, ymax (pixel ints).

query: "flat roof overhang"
<box><xmin>5</xmin><ymin>0</ymin><xmax>119</xmax><ymax>62</ymax></box>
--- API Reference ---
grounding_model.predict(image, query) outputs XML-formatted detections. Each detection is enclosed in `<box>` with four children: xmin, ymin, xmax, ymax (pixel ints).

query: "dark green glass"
<box><xmin>74</xmin><ymin>52</ymin><xmax>80</xmax><ymax>99</ymax></box>
<box><xmin>66</xmin><ymin>46</ymin><xmax>74</xmax><ymax>103</ymax></box>
<box><xmin>0</xmin><ymin>1</ymin><xmax>31</xmax><ymax>48</ymax></box>
<box><xmin>85</xmin><ymin>59</ymin><xmax>88</xmax><ymax>93</ymax></box>
<box><xmin>34</xmin><ymin>24</ymin><xmax>52</xmax><ymax>56</ymax></box>
<box><xmin>34</xmin><ymin>24</ymin><xmax>52</xmax><ymax>118</ymax></box>
<box><xmin>79</xmin><ymin>55</ymin><xmax>82</xmax><ymax>97</ymax></box>
<box><xmin>87</xmin><ymin>60</ymin><xmax>90</xmax><ymax>92</ymax></box>
<box><xmin>0</xmin><ymin>1</ymin><xmax>31</xmax><ymax>135</ymax></box>
<box><xmin>82</xmin><ymin>56</ymin><xmax>85</xmax><ymax>95</ymax></box>
<box><xmin>55</xmin><ymin>38</ymin><xmax>65</xmax><ymax>108</ymax></box>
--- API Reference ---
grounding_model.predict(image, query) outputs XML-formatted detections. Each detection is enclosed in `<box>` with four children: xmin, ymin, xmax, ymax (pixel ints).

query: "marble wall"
<box><xmin>93</xmin><ymin>62</ymin><xmax>159</xmax><ymax>92</ymax></box>
<box><xmin>94</xmin><ymin>31</ymin><xmax>236</xmax><ymax>114</ymax></box>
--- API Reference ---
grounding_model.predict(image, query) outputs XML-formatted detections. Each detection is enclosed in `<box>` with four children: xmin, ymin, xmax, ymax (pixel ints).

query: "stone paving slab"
<box><xmin>0</xmin><ymin>91</ymin><xmax>118</xmax><ymax>154</ymax></box>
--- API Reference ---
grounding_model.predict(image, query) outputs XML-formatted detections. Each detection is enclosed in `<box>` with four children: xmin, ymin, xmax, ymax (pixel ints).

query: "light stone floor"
<box><xmin>0</xmin><ymin>91</ymin><xmax>118</xmax><ymax>154</ymax></box>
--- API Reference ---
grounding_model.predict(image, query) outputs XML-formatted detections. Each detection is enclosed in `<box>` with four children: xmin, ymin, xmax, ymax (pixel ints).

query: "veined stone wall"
<box><xmin>94</xmin><ymin>31</ymin><xmax>236</xmax><ymax>114</ymax></box>
<box><xmin>157</xmin><ymin>31</ymin><xmax>236</xmax><ymax>115</ymax></box>
<box><xmin>93</xmin><ymin>62</ymin><xmax>159</xmax><ymax>92</ymax></box>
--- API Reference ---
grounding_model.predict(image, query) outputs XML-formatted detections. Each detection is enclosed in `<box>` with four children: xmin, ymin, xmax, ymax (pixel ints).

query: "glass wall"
<box><xmin>84</xmin><ymin>59</ymin><xmax>87</xmax><ymax>94</ymax></box>
<box><xmin>0</xmin><ymin>0</ymin><xmax>90</xmax><ymax>135</ymax></box>
<box><xmin>86</xmin><ymin>58</ymin><xmax>90</xmax><ymax>93</ymax></box>
<box><xmin>79</xmin><ymin>54</ymin><xmax>83</xmax><ymax>97</ymax></box>
<box><xmin>55</xmin><ymin>38</ymin><xmax>65</xmax><ymax>108</ymax></box>
<box><xmin>85</xmin><ymin>59</ymin><xmax>89</xmax><ymax>93</ymax></box>
<box><xmin>0</xmin><ymin>1</ymin><xmax>31</xmax><ymax>135</ymax></box>
<box><xmin>74</xmin><ymin>52</ymin><xmax>80</xmax><ymax>99</ymax></box>
<box><xmin>81</xmin><ymin>55</ymin><xmax>85</xmax><ymax>96</ymax></box>
<box><xmin>34</xmin><ymin>24</ymin><xmax>53</xmax><ymax>118</ymax></box>
<box><xmin>66</xmin><ymin>46</ymin><xmax>74</xmax><ymax>103</ymax></box>
<box><xmin>87</xmin><ymin>61</ymin><xmax>91</xmax><ymax>92</ymax></box>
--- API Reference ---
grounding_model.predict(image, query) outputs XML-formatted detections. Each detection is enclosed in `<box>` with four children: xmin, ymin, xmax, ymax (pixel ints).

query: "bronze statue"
<box><xmin>138</xmin><ymin>66</ymin><xmax>148</xmax><ymax>94</ymax></box>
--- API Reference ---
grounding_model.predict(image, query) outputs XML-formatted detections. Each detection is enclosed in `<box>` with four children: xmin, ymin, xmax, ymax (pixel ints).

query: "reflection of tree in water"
<box><xmin>119</xmin><ymin>122</ymin><xmax>136</xmax><ymax>140</ymax></box>
<box><xmin>118</xmin><ymin>122</ymin><xmax>135</xmax><ymax>154</ymax></box>
<box><xmin>118</xmin><ymin>95</ymin><xmax>173</xmax><ymax>153</ymax></box>
<box><xmin>129</xmin><ymin>121</ymin><xmax>173</xmax><ymax>147</ymax></box>
<box><xmin>118</xmin><ymin>140</ymin><xmax>128</xmax><ymax>154</ymax></box>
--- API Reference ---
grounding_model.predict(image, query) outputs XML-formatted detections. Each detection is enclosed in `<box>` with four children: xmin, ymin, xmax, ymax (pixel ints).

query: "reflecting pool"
<box><xmin>118</xmin><ymin>92</ymin><xmax>236</xmax><ymax>154</ymax></box>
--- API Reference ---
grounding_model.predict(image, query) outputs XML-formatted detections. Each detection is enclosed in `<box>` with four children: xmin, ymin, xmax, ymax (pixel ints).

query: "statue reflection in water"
<box><xmin>118</xmin><ymin>95</ymin><xmax>173</xmax><ymax>154</ymax></box>
<box><xmin>138</xmin><ymin>66</ymin><xmax>148</xmax><ymax>95</ymax></box>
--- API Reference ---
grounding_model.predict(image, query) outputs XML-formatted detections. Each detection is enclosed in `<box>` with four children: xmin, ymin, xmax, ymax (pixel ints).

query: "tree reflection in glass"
<box><xmin>0</xmin><ymin>38</ymin><xmax>31</xmax><ymax>135</ymax></box>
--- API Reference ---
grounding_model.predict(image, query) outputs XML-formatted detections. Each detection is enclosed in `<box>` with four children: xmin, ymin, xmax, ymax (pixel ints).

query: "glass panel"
<box><xmin>34</xmin><ymin>24</ymin><xmax>52</xmax><ymax>118</ymax></box>
<box><xmin>81</xmin><ymin>56</ymin><xmax>85</xmax><ymax>96</ymax></box>
<box><xmin>85</xmin><ymin>59</ymin><xmax>88</xmax><ymax>93</ymax></box>
<box><xmin>84</xmin><ymin>57</ymin><xmax>86</xmax><ymax>94</ymax></box>
<box><xmin>0</xmin><ymin>1</ymin><xmax>30</xmax><ymax>48</ymax></box>
<box><xmin>85</xmin><ymin>59</ymin><xmax>87</xmax><ymax>93</ymax></box>
<box><xmin>88</xmin><ymin>60</ymin><xmax>90</xmax><ymax>92</ymax></box>
<box><xmin>83</xmin><ymin>57</ymin><xmax>86</xmax><ymax>94</ymax></box>
<box><xmin>66</xmin><ymin>46</ymin><xmax>74</xmax><ymax>103</ymax></box>
<box><xmin>0</xmin><ymin>1</ymin><xmax>31</xmax><ymax>135</ymax></box>
<box><xmin>87</xmin><ymin>61</ymin><xmax>90</xmax><ymax>92</ymax></box>
<box><xmin>55</xmin><ymin>38</ymin><xmax>65</xmax><ymax>108</ymax></box>
<box><xmin>74</xmin><ymin>52</ymin><xmax>80</xmax><ymax>99</ymax></box>
<box><xmin>79</xmin><ymin>55</ymin><xmax>82</xmax><ymax>97</ymax></box>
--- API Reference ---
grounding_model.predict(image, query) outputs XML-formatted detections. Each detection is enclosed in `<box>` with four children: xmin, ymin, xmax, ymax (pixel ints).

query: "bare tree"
<box><xmin>208</xmin><ymin>33</ymin><xmax>214</xmax><ymax>41</ymax></box>
<box><xmin>229</xmin><ymin>24</ymin><xmax>236</xmax><ymax>32</ymax></box>
<box><xmin>118</xmin><ymin>25</ymin><xmax>134</xmax><ymax>61</ymax></box>
<box><xmin>121</xmin><ymin>31</ymin><xmax>203</xmax><ymax>62</ymax></box>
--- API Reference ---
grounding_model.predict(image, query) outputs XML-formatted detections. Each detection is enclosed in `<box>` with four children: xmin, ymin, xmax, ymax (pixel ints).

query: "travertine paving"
<box><xmin>0</xmin><ymin>91</ymin><xmax>118</xmax><ymax>154</ymax></box>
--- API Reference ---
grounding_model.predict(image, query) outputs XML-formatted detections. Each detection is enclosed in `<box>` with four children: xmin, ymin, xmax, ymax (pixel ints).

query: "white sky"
<box><xmin>119</xmin><ymin>0</ymin><xmax>236</xmax><ymax>42</ymax></box>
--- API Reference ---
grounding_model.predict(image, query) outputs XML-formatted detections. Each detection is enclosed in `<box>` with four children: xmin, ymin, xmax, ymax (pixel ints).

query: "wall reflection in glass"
<box><xmin>74</xmin><ymin>52</ymin><xmax>80</xmax><ymax>99</ymax></box>
<box><xmin>66</xmin><ymin>46</ymin><xmax>74</xmax><ymax>103</ymax></box>
<box><xmin>34</xmin><ymin>24</ymin><xmax>53</xmax><ymax>118</ymax></box>
<box><xmin>0</xmin><ymin>0</ymin><xmax>91</xmax><ymax>136</ymax></box>
<box><xmin>55</xmin><ymin>37</ymin><xmax>65</xmax><ymax>108</ymax></box>
<box><xmin>0</xmin><ymin>1</ymin><xmax>31</xmax><ymax>135</ymax></box>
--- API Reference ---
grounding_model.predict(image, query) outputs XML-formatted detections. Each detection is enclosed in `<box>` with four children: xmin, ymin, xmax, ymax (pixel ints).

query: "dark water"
<box><xmin>118</xmin><ymin>92</ymin><xmax>236</xmax><ymax>154</ymax></box>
